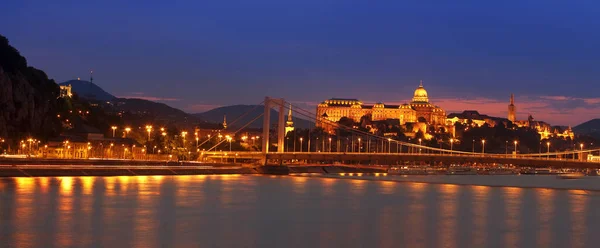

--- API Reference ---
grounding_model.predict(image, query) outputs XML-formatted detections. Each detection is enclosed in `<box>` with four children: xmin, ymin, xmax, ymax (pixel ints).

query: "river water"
<box><xmin>0</xmin><ymin>175</ymin><xmax>599</xmax><ymax>248</ymax></box>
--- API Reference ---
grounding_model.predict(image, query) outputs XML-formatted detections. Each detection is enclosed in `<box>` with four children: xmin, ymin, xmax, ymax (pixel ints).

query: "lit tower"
<box><xmin>285</xmin><ymin>103</ymin><xmax>294</xmax><ymax>134</ymax></box>
<box><xmin>222</xmin><ymin>115</ymin><xmax>227</xmax><ymax>129</ymax></box>
<box><xmin>508</xmin><ymin>94</ymin><xmax>516</xmax><ymax>122</ymax></box>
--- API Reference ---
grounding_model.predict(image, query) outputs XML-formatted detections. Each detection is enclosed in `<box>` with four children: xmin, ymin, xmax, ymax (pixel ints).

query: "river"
<box><xmin>1</xmin><ymin>175</ymin><xmax>599</xmax><ymax>247</ymax></box>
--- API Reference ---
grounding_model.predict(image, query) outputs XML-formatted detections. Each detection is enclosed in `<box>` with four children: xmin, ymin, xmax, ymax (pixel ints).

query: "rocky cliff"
<box><xmin>0</xmin><ymin>35</ymin><xmax>62</xmax><ymax>141</ymax></box>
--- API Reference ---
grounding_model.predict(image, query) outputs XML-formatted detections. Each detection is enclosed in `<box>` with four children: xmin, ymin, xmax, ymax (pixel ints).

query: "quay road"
<box><xmin>205</xmin><ymin>152</ymin><xmax>600</xmax><ymax>169</ymax></box>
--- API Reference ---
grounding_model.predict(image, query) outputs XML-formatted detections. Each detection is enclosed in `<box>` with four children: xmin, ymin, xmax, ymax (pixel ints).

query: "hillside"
<box><xmin>0</xmin><ymin>34</ymin><xmax>62</xmax><ymax>140</ymax></box>
<box><xmin>110</xmin><ymin>98</ymin><xmax>203</xmax><ymax>127</ymax></box>
<box><xmin>574</xmin><ymin>119</ymin><xmax>600</xmax><ymax>139</ymax></box>
<box><xmin>195</xmin><ymin>105</ymin><xmax>314</xmax><ymax>129</ymax></box>
<box><xmin>59</xmin><ymin>79</ymin><xmax>115</xmax><ymax>101</ymax></box>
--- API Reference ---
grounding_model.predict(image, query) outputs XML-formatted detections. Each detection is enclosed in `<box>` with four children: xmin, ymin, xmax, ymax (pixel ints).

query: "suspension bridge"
<box><xmin>199</xmin><ymin>97</ymin><xmax>600</xmax><ymax>169</ymax></box>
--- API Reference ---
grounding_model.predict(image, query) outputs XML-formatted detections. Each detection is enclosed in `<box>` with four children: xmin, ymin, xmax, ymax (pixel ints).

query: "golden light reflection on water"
<box><xmin>105</xmin><ymin>176</ymin><xmax>116</xmax><ymax>196</ymax></box>
<box><xmin>133</xmin><ymin>176</ymin><xmax>155</xmax><ymax>248</ymax></box>
<box><xmin>504</xmin><ymin>187</ymin><xmax>522</xmax><ymax>247</ymax></box>
<box><xmin>405</xmin><ymin>182</ymin><xmax>427</xmax><ymax>247</ymax></box>
<box><xmin>81</xmin><ymin>176</ymin><xmax>94</xmax><ymax>195</ymax></box>
<box><xmin>117</xmin><ymin>176</ymin><xmax>130</xmax><ymax>193</ymax></box>
<box><xmin>16</xmin><ymin>177</ymin><xmax>35</xmax><ymax>194</ymax></box>
<box><xmin>471</xmin><ymin>185</ymin><xmax>489</xmax><ymax>247</ymax></box>
<box><xmin>292</xmin><ymin>176</ymin><xmax>307</xmax><ymax>194</ymax></box>
<box><xmin>350</xmin><ymin>179</ymin><xmax>366</xmax><ymax>195</ymax></box>
<box><xmin>378</xmin><ymin>181</ymin><xmax>395</xmax><ymax>195</ymax></box>
<box><xmin>319</xmin><ymin>177</ymin><xmax>336</xmax><ymax>197</ymax></box>
<box><xmin>58</xmin><ymin>177</ymin><xmax>73</xmax><ymax>196</ymax></box>
<box><xmin>438</xmin><ymin>184</ymin><xmax>458</xmax><ymax>248</ymax></box>
<box><xmin>14</xmin><ymin>178</ymin><xmax>34</xmax><ymax>247</ymax></box>
<box><xmin>57</xmin><ymin>177</ymin><xmax>75</xmax><ymax>247</ymax></box>
<box><xmin>569</xmin><ymin>190</ymin><xmax>587</xmax><ymax>248</ymax></box>
<box><xmin>536</xmin><ymin>189</ymin><xmax>554</xmax><ymax>248</ymax></box>
<box><xmin>38</xmin><ymin>177</ymin><xmax>49</xmax><ymax>193</ymax></box>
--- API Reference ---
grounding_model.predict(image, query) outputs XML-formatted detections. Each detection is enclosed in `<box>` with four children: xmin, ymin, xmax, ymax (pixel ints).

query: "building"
<box><xmin>509</xmin><ymin>95</ymin><xmax>575</xmax><ymax>140</ymax></box>
<box><xmin>508</xmin><ymin>93</ymin><xmax>516</xmax><ymax>122</ymax></box>
<box><xmin>316</xmin><ymin>81</ymin><xmax>446</xmax><ymax>132</ymax></box>
<box><xmin>59</xmin><ymin>84</ymin><xmax>72</xmax><ymax>98</ymax></box>
<box><xmin>446</xmin><ymin>110</ymin><xmax>508</xmax><ymax>127</ymax></box>
<box><xmin>285</xmin><ymin>103</ymin><xmax>294</xmax><ymax>134</ymax></box>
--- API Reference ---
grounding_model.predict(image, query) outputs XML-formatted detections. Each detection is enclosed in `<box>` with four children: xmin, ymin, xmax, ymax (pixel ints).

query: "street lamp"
<box><xmin>181</xmin><ymin>131</ymin><xmax>188</xmax><ymax>148</ymax></box>
<box><xmin>546</xmin><ymin>141</ymin><xmax>550</xmax><ymax>159</ymax></box>
<box><xmin>111</xmin><ymin>126</ymin><xmax>117</xmax><ymax>137</ymax></box>
<box><xmin>418</xmin><ymin>138</ymin><xmax>422</xmax><ymax>154</ymax></box>
<box><xmin>450</xmin><ymin>138</ymin><xmax>454</xmax><ymax>154</ymax></box>
<box><xmin>328</xmin><ymin>137</ymin><xmax>332</xmax><ymax>152</ymax></box>
<box><xmin>124</xmin><ymin>127</ymin><xmax>131</xmax><ymax>138</ymax></box>
<box><xmin>227</xmin><ymin>136</ymin><xmax>232</xmax><ymax>152</ymax></box>
<box><xmin>514</xmin><ymin>141</ymin><xmax>518</xmax><ymax>155</ymax></box>
<box><xmin>146</xmin><ymin>125</ymin><xmax>153</xmax><ymax>141</ymax></box>
<box><xmin>300</xmin><ymin>137</ymin><xmax>303</xmax><ymax>152</ymax></box>
<box><xmin>358</xmin><ymin>138</ymin><xmax>361</xmax><ymax>153</ymax></box>
<box><xmin>481</xmin><ymin>139</ymin><xmax>486</xmax><ymax>155</ymax></box>
<box><xmin>388</xmin><ymin>138</ymin><xmax>391</xmax><ymax>153</ymax></box>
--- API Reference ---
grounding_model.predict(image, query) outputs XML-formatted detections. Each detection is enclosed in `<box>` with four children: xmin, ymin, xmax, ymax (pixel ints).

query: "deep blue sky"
<box><xmin>2</xmin><ymin>1</ymin><xmax>600</xmax><ymax>125</ymax></box>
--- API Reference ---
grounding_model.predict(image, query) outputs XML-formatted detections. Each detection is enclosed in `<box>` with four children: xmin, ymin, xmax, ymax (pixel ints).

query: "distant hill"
<box><xmin>195</xmin><ymin>105</ymin><xmax>314</xmax><ymax>129</ymax></box>
<box><xmin>574</xmin><ymin>119</ymin><xmax>600</xmax><ymax>139</ymax></box>
<box><xmin>59</xmin><ymin>79</ymin><xmax>115</xmax><ymax>101</ymax></box>
<box><xmin>111</xmin><ymin>98</ymin><xmax>202</xmax><ymax>127</ymax></box>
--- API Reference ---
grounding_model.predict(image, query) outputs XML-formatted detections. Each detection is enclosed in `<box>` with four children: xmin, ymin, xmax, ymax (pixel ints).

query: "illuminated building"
<box><xmin>285</xmin><ymin>103</ymin><xmax>294</xmax><ymax>134</ymax></box>
<box><xmin>316</xmin><ymin>81</ymin><xmax>446</xmax><ymax>133</ymax></box>
<box><xmin>59</xmin><ymin>84</ymin><xmax>72</xmax><ymax>98</ymax></box>
<box><xmin>508</xmin><ymin>95</ymin><xmax>575</xmax><ymax>140</ymax></box>
<box><xmin>508</xmin><ymin>93</ymin><xmax>516</xmax><ymax>122</ymax></box>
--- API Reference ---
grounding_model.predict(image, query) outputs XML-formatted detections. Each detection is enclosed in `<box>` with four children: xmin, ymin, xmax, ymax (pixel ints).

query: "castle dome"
<box><xmin>412</xmin><ymin>80</ymin><xmax>429</xmax><ymax>103</ymax></box>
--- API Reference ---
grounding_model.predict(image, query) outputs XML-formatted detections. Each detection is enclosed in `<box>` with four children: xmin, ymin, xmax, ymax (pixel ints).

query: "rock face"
<box><xmin>0</xmin><ymin>35</ymin><xmax>62</xmax><ymax>141</ymax></box>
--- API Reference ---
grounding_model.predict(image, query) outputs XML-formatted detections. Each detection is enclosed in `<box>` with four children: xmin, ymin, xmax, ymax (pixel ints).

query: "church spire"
<box><xmin>287</xmin><ymin>103</ymin><xmax>293</xmax><ymax>122</ymax></box>
<box><xmin>419</xmin><ymin>80</ymin><xmax>423</xmax><ymax>87</ymax></box>
<box><xmin>222</xmin><ymin>114</ymin><xmax>227</xmax><ymax>129</ymax></box>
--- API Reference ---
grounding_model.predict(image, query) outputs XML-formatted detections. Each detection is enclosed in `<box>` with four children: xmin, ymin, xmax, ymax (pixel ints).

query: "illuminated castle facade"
<box><xmin>316</xmin><ymin>81</ymin><xmax>446</xmax><ymax>132</ymax></box>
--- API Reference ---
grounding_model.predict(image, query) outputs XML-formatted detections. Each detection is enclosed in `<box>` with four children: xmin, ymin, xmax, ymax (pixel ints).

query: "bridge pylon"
<box><xmin>261</xmin><ymin>97</ymin><xmax>286</xmax><ymax>164</ymax></box>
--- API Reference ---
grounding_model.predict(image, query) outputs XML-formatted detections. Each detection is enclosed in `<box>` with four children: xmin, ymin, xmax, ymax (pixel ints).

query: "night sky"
<box><xmin>2</xmin><ymin>1</ymin><xmax>599</xmax><ymax>126</ymax></box>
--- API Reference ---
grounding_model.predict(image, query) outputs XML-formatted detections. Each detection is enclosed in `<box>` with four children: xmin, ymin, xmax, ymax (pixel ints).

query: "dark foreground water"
<box><xmin>0</xmin><ymin>175</ymin><xmax>599</xmax><ymax>248</ymax></box>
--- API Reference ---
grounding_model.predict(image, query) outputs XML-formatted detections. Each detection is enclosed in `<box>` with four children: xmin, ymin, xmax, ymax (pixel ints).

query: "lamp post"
<box><xmin>125</xmin><ymin>127</ymin><xmax>131</xmax><ymax>138</ymax></box>
<box><xmin>300</xmin><ymin>137</ymin><xmax>303</xmax><ymax>152</ymax></box>
<box><xmin>111</xmin><ymin>126</ymin><xmax>117</xmax><ymax>137</ymax></box>
<box><xmin>328</xmin><ymin>137</ymin><xmax>332</xmax><ymax>152</ymax></box>
<box><xmin>227</xmin><ymin>136</ymin><xmax>232</xmax><ymax>152</ymax></box>
<box><xmin>505</xmin><ymin>140</ymin><xmax>508</xmax><ymax>157</ymax></box>
<box><xmin>358</xmin><ymin>138</ymin><xmax>361</xmax><ymax>153</ymax></box>
<box><xmin>580</xmin><ymin>143</ymin><xmax>584</xmax><ymax>160</ymax></box>
<box><xmin>546</xmin><ymin>141</ymin><xmax>550</xmax><ymax>159</ymax></box>
<box><xmin>387</xmin><ymin>138</ymin><xmax>391</xmax><ymax>153</ymax></box>
<box><xmin>181</xmin><ymin>131</ymin><xmax>188</xmax><ymax>149</ymax></box>
<box><xmin>481</xmin><ymin>139</ymin><xmax>486</xmax><ymax>155</ymax></box>
<box><xmin>514</xmin><ymin>141</ymin><xmax>518</xmax><ymax>156</ymax></box>
<box><xmin>450</xmin><ymin>138</ymin><xmax>454</xmax><ymax>154</ymax></box>
<box><xmin>418</xmin><ymin>138</ymin><xmax>422</xmax><ymax>154</ymax></box>
<box><xmin>196</xmin><ymin>137</ymin><xmax>199</xmax><ymax>147</ymax></box>
<box><xmin>146</xmin><ymin>125</ymin><xmax>152</xmax><ymax>141</ymax></box>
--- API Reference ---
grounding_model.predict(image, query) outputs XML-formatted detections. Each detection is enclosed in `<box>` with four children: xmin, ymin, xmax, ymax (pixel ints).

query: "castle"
<box><xmin>316</xmin><ymin>81</ymin><xmax>446</xmax><ymax>134</ymax></box>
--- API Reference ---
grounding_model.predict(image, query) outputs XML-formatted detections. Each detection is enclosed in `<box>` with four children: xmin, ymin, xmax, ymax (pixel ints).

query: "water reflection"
<box><xmin>0</xmin><ymin>176</ymin><xmax>599</xmax><ymax>248</ymax></box>
<box><xmin>503</xmin><ymin>187</ymin><xmax>523</xmax><ymax>247</ymax></box>
<box><xmin>438</xmin><ymin>184</ymin><xmax>458</xmax><ymax>248</ymax></box>
<box><xmin>536</xmin><ymin>189</ymin><xmax>554</xmax><ymax>248</ymax></box>
<box><xmin>569</xmin><ymin>190</ymin><xmax>587</xmax><ymax>248</ymax></box>
<box><xmin>471</xmin><ymin>185</ymin><xmax>489</xmax><ymax>247</ymax></box>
